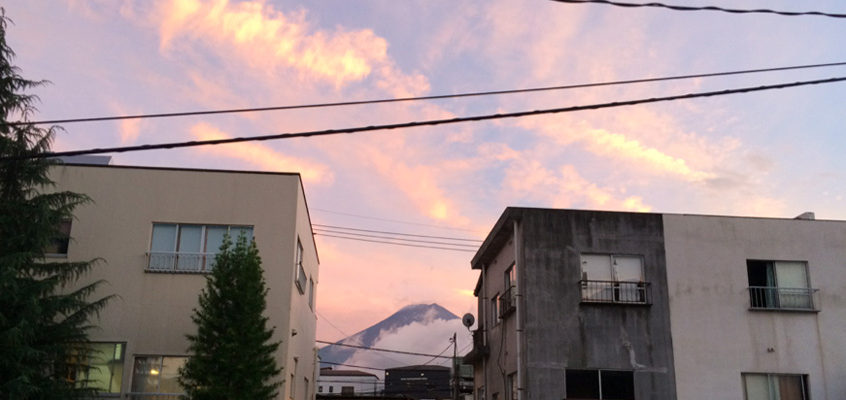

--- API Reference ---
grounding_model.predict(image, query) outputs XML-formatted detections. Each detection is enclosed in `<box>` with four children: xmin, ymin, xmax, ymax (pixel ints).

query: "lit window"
<box><xmin>580</xmin><ymin>254</ymin><xmax>648</xmax><ymax>304</ymax></box>
<box><xmin>743</xmin><ymin>373</ymin><xmax>808</xmax><ymax>400</ymax></box>
<box><xmin>68</xmin><ymin>342</ymin><xmax>125</xmax><ymax>394</ymax></box>
<box><xmin>148</xmin><ymin>223</ymin><xmax>253</xmax><ymax>272</ymax></box>
<box><xmin>747</xmin><ymin>260</ymin><xmax>815</xmax><ymax>310</ymax></box>
<box><xmin>566</xmin><ymin>369</ymin><xmax>634</xmax><ymax>400</ymax></box>
<box><xmin>131</xmin><ymin>356</ymin><xmax>187</xmax><ymax>396</ymax></box>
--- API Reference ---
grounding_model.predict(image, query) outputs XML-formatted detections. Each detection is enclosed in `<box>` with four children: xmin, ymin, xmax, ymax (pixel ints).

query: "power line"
<box><xmin>317</xmin><ymin>310</ymin><xmax>351</xmax><ymax>338</ymax></box>
<box><xmin>316</xmin><ymin>340</ymin><xmax>453</xmax><ymax>359</ymax></box>
<box><xmin>319</xmin><ymin>360</ymin><xmax>386</xmax><ymax>372</ymax></box>
<box><xmin>313</xmin><ymin>228</ymin><xmax>479</xmax><ymax>248</ymax></box>
<box><xmin>6</xmin><ymin>61</ymin><xmax>846</xmax><ymax>127</ymax></box>
<box><xmin>422</xmin><ymin>343</ymin><xmax>455</xmax><ymax>366</ymax></box>
<box><xmin>16</xmin><ymin>76</ymin><xmax>846</xmax><ymax>161</ymax></box>
<box><xmin>313</xmin><ymin>224</ymin><xmax>483</xmax><ymax>243</ymax></box>
<box><xmin>552</xmin><ymin>0</ymin><xmax>846</xmax><ymax>19</ymax></box>
<box><xmin>314</xmin><ymin>233</ymin><xmax>477</xmax><ymax>253</ymax></box>
<box><xmin>313</xmin><ymin>208</ymin><xmax>482</xmax><ymax>233</ymax></box>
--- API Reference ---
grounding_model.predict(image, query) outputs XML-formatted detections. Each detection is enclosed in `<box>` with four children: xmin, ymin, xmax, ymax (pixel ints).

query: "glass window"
<box><xmin>45</xmin><ymin>219</ymin><xmax>73</xmax><ymax>255</ymax></box>
<box><xmin>308</xmin><ymin>277</ymin><xmax>315</xmax><ymax>310</ymax></box>
<box><xmin>148</xmin><ymin>224</ymin><xmax>254</xmax><ymax>273</ymax></box>
<box><xmin>744</xmin><ymin>373</ymin><xmax>808</xmax><ymax>400</ymax></box>
<box><xmin>295</xmin><ymin>238</ymin><xmax>306</xmax><ymax>294</ymax></box>
<box><xmin>131</xmin><ymin>356</ymin><xmax>187</xmax><ymax>396</ymax></box>
<box><xmin>747</xmin><ymin>260</ymin><xmax>813</xmax><ymax>309</ymax></box>
<box><xmin>69</xmin><ymin>342</ymin><xmax>125</xmax><ymax>394</ymax></box>
<box><xmin>566</xmin><ymin>369</ymin><xmax>634</xmax><ymax>400</ymax></box>
<box><xmin>580</xmin><ymin>254</ymin><xmax>646</xmax><ymax>303</ymax></box>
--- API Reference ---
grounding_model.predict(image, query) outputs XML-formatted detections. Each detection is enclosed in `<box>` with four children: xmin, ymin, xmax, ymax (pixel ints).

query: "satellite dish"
<box><xmin>462</xmin><ymin>313</ymin><xmax>475</xmax><ymax>328</ymax></box>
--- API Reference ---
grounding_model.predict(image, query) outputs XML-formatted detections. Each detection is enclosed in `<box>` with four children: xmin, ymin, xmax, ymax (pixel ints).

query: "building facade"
<box><xmin>466</xmin><ymin>207</ymin><xmax>846</xmax><ymax>400</ymax></box>
<box><xmin>384</xmin><ymin>365</ymin><xmax>451</xmax><ymax>399</ymax></box>
<box><xmin>317</xmin><ymin>368</ymin><xmax>381</xmax><ymax>397</ymax></box>
<box><xmin>48</xmin><ymin>162</ymin><xmax>319</xmax><ymax>399</ymax></box>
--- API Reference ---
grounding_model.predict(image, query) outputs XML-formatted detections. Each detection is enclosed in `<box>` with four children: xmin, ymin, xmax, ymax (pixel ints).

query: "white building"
<box><xmin>317</xmin><ymin>369</ymin><xmax>381</xmax><ymax>397</ymax></box>
<box><xmin>50</xmin><ymin>161</ymin><xmax>320</xmax><ymax>399</ymax></box>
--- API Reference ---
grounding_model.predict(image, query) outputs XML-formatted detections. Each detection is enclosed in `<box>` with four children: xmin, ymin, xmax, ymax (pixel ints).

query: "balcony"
<box><xmin>146</xmin><ymin>252</ymin><xmax>216</xmax><ymax>273</ymax></box>
<box><xmin>579</xmin><ymin>280</ymin><xmax>651</xmax><ymax>305</ymax></box>
<box><xmin>748</xmin><ymin>286</ymin><xmax>819</xmax><ymax>311</ymax></box>
<box><xmin>499</xmin><ymin>287</ymin><xmax>516</xmax><ymax>317</ymax></box>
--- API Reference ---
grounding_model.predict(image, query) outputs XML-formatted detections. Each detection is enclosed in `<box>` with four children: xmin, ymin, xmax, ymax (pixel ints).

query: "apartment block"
<box><xmin>465</xmin><ymin>207</ymin><xmax>846</xmax><ymax>400</ymax></box>
<box><xmin>48</xmin><ymin>162</ymin><xmax>319</xmax><ymax>399</ymax></box>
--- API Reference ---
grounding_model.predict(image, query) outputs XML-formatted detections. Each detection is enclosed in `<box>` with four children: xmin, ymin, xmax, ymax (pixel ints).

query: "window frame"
<box><xmin>45</xmin><ymin>218</ymin><xmax>73</xmax><ymax>257</ymax></box>
<box><xmin>295</xmin><ymin>238</ymin><xmax>307</xmax><ymax>294</ymax></box>
<box><xmin>746</xmin><ymin>259</ymin><xmax>817</xmax><ymax>311</ymax></box>
<box><xmin>147</xmin><ymin>223</ymin><xmax>254</xmax><ymax>273</ymax></box>
<box><xmin>565</xmin><ymin>368</ymin><xmax>635</xmax><ymax>400</ymax></box>
<box><xmin>129</xmin><ymin>354</ymin><xmax>188</xmax><ymax>397</ymax></box>
<box><xmin>742</xmin><ymin>372</ymin><xmax>808</xmax><ymax>400</ymax></box>
<box><xmin>579</xmin><ymin>253</ymin><xmax>649</xmax><ymax>305</ymax></box>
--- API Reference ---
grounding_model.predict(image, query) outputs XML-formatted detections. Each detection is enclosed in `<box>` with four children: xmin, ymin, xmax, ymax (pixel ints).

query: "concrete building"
<box><xmin>465</xmin><ymin>207</ymin><xmax>846</xmax><ymax>400</ymax></box>
<box><xmin>48</xmin><ymin>162</ymin><xmax>319</xmax><ymax>399</ymax></box>
<box><xmin>317</xmin><ymin>368</ymin><xmax>381</xmax><ymax>397</ymax></box>
<box><xmin>384</xmin><ymin>365</ymin><xmax>452</xmax><ymax>400</ymax></box>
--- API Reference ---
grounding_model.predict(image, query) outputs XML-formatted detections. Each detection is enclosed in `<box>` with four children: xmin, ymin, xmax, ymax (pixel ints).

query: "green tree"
<box><xmin>179</xmin><ymin>234</ymin><xmax>282</xmax><ymax>400</ymax></box>
<box><xmin>0</xmin><ymin>10</ymin><xmax>112</xmax><ymax>400</ymax></box>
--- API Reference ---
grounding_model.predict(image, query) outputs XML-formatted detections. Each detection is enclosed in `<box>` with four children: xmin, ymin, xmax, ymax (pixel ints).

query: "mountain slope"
<box><xmin>319</xmin><ymin>303</ymin><xmax>458</xmax><ymax>367</ymax></box>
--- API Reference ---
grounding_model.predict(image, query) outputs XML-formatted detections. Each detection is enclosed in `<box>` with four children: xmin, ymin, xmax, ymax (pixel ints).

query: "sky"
<box><xmin>4</xmin><ymin>0</ymin><xmax>846</xmax><ymax>346</ymax></box>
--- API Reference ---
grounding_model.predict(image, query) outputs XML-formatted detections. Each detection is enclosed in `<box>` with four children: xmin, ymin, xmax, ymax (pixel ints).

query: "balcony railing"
<box><xmin>499</xmin><ymin>287</ymin><xmax>516</xmax><ymax>317</ymax></box>
<box><xmin>146</xmin><ymin>252</ymin><xmax>216</xmax><ymax>273</ymax></box>
<box><xmin>748</xmin><ymin>286</ymin><xmax>819</xmax><ymax>311</ymax></box>
<box><xmin>579</xmin><ymin>280</ymin><xmax>651</xmax><ymax>304</ymax></box>
<box><xmin>124</xmin><ymin>393</ymin><xmax>185</xmax><ymax>400</ymax></box>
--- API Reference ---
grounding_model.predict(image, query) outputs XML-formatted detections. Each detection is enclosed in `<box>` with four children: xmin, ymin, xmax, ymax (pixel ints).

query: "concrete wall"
<box><xmin>518</xmin><ymin>209</ymin><xmax>676</xmax><ymax>400</ymax></box>
<box><xmin>49</xmin><ymin>164</ymin><xmax>318</xmax><ymax>399</ymax></box>
<box><xmin>663</xmin><ymin>214</ymin><xmax>846</xmax><ymax>400</ymax></box>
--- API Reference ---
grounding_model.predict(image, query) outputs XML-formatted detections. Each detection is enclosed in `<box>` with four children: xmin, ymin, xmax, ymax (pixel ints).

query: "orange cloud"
<box><xmin>155</xmin><ymin>0</ymin><xmax>429</xmax><ymax>94</ymax></box>
<box><xmin>190</xmin><ymin>122</ymin><xmax>333</xmax><ymax>184</ymax></box>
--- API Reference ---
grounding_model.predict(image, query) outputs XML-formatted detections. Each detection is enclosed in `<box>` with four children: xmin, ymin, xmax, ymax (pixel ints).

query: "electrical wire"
<box><xmin>6</xmin><ymin>61</ymin><xmax>846</xmax><ymax>127</ymax></box>
<box><xmin>317</xmin><ymin>310</ymin><xmax>351</xmax><ymax>338</ymax></box>
<box><xmin>313</xmin><ymin>208</ymin><xmax>482</xmax><ymax>233</ymax></box>
<box><xmin>15</xmin><ymin>75</ymin><xmax>846</xmax><ymax>161</ymax></box>
<box><xmin>312</xmin><ymin>228</ymin><xmax>479</xmax><ymax>248</ymax></box>
<box><xmin>312</xmin><ymin>224</ymin><xmax>483</xmax><ymax>243</ymax></box>
<box><xmin>422</xmin><ymin>343</ymin><xmax>455</xmax><ymax>366</ymax></box>
<box><xmin>316</xmin><ymin>340</ymin><xmax>453</xmax><ymax>359</ymax></box>
<box><xmin>313</xmin><ymin>233</ymin><xmax>477</xmax><ymax>253</ymax></box>
<box><xmin>319</xmin><ymin>360</ymin><xmax>386</xmax><ymax>372</ymax></box>
<box><xmin>551</xmin><ymin>0</ymin><xmax>846</xmax><ymax>19</ymax></box>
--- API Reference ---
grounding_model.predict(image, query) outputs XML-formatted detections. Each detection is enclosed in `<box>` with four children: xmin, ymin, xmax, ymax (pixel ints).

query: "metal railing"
<box><xmin>579</xmin><ymin>280</ymin><xmax>651</xmax><ymax>304</ymax></box>
<box><xmin>124</xmin><ymin>393</ymin><xmax>185</xmax><ymax>400</ymax></box>
<box><xmin>146</xmin><ymin>252</ymin><xmax>216</xmax><ymax>273</ymax></box>
<box><xmin>748</xmin><ymin>286</ymin><xmax>818</xmax><ymax>311</ymax></box>
<box><xmin>499</xmin><ymin>287</ymin><xmax>516</xmax><ymax>317</ymax></box>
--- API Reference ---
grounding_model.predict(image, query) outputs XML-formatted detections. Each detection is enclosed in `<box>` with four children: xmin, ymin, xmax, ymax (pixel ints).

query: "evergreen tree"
<box><xmin>0</xmin><ymin>10</ymin><xmax>112</xmax><ymax>400</ymax></box>
<box><xmin>179</xmin><ymin>234</ymin><xmax>282</xmax><ymax>400</ymax></box>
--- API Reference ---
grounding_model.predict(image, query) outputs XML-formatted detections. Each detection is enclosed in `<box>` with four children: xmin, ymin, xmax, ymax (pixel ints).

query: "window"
<box><xmin>743</xmin><ymin>373</ymin><xmax>808</xmax><ymax>400</ymax></box>
<box><xmin>131</xmin><ymin>356</ymin><xmax>187</xmax><ymax>396</ymax></box>
<box><xmin>580</xmin><ymin>254</ymin><xmax>648</xmax><ymax>304</ymax></box>
<box><xmin>68</xmin><ymin>342</ymin><xmax>125</xmax><ymax>394</ymax></box>
<box><xmin>747</xmin><ymin>260</ymin><xmax>815</xmax><ymax>310</ymax></box>
<box><xmin>477</xmin><ymin>386</ymin><xmax>485</xmax><ymax>400</ymax></box>
<box><xmin>342</xmin><ymin>386</ymin><xmax>354</xmax><ymax>394</ymax></box>
<box><xmin>501</xmin><ymin>263</ymin><xmax>516</xmax><ymax>317</ymax></box>
<box><xmin>45</xmin><ymin>219</ymin><xmax>72</xmax><ymax>255</ymax></box>
<box><xmin>148</xmin><ymin>223</ymin><xmax>253</xmax><ymax>272</ymax></box>
<box><xmin>491</xmin><ymin>294</ymin><xmax>500</xmax><ymax>325</ymax></box>
<box><xmin>308</xmin><ymin>277</ymin><xmax>315</xmax><ymax>310</ymax></box>
<box><xmin>318</xmin><ymin>386</ymin><xmax>323</xmax><ymax>393</ymax></box>
<box><xmin>295</xmin><ymin>238</ymin><xmax>306</xmax><ymax>294</ymax></box>
<box><xmin>565</xmin><ymin>369</ymin><xmax>634</xmax><ymax>400</ymax></box>
<box><xmin>290</xmin><ymin>373</ymin><xmax>296</xmax><ymax>399</ymax></box>
<box><xmin>329</xmin><ymin>385</ymin><xmax>334</xmax><ymax>393</ymax></box>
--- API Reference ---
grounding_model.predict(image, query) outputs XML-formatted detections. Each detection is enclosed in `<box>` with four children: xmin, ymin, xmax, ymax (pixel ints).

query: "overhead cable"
<box><xmin>313</xmin><ymin>208</ymin><xmax>482</xmax><ymax>233</ymax></box>
<box><xmin>313</xmin><ymin>228</ymin><xmax>479</xmax><ymax>248</ymax></box>
<box><xmin>319</xmin><ymin>360</ymin><xmax>385</xmax><ymax>372</ymax></box>
<box><xmin>5</xmin><ymin>61</ymin><xmax>846</xmax><ymax>127</ymax></box>
<box><xmin>316</xmin><ymin>340</ymin><xmax>453</xmax><ymax>359</ymax></box>
<box><xmin>551</xmin><ymin>0</ymin><xmax>846</xmax><ymax>19</ymax></box>
<box><xmin>14</xmin><ymin>76</ymin><xmax>846</xmax><ymax>161</ymax></box>
<box><xmin>313</xmin><ymin>233</ymin><xmax>477</xmax><ymax>253</ymax></box>
<box><xmin>312</xmin><ymin>224</ymin><xmax>483</xmax><ymax>243</ymax></box>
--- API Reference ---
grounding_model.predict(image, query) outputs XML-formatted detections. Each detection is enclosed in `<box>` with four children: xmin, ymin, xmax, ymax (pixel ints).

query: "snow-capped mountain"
<box><xmin>319</xmin><ymin>303</ymin><xmax>468</xmax><ymax>372</ymax></box>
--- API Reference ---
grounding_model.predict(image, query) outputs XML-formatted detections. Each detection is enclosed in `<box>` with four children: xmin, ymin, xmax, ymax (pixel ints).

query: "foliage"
<box><xmin>179</xmin><ymin>235</ymin><xmax>282</xmax><ymax>400</ymax></box>
<box><xmin>0</xmin><ymin>9</ymin><xmax>112</xmax><ymax>399</ymax></box>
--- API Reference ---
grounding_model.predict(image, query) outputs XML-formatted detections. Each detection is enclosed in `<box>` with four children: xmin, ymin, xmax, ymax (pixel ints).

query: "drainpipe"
<box><xmin>513</xmin><ymin>220</ymin><xmax>524</xmax><ymax>400</ymax></box>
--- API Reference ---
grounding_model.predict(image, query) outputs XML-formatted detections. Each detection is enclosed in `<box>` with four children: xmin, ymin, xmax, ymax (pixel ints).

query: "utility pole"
<box><xmin>452</xmin><ymin>332</ymin><xmax>458</xmax><ymax>400</ymax></box>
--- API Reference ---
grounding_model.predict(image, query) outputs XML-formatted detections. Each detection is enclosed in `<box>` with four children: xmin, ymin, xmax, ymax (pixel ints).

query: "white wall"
<box><xmin>663</xmin><ymin>214</ymin><xmax>846</xmax><ymax>400</ymax></box>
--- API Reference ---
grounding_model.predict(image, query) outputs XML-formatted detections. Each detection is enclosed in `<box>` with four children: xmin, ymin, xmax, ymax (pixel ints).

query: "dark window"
<box><xmin>45</xmin><ymin>219</ymin><xmax>72</xmax><ymax>255</ymax></box>
<box><xmin>566</xmin><ymin>369</ymin><xmax>634</xmax><ymax>400</ymax></box>
<box><xmin>747</xmin><ymin>260</ymin><xmax>813</xmax><ymax>310</ymax></box>
<box><xmin>341</xmin><ymin>386</ymin><xmax>354</xmax><ymax>394</ymax></box>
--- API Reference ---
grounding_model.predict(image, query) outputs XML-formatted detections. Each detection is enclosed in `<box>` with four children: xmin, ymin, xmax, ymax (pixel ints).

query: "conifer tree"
<box><xmin>0</xmin><ymin>10</ymin><xmax>112</xmax><ymax>400</ymax></box>
<box><xmin>179</xmin><ymin>234</ymin><xmax>282</xmax><ymax>400</ymax></box>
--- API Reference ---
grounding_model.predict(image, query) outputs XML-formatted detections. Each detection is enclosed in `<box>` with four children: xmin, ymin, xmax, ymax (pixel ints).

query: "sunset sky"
<box><xmin>5</xmin><ymin>0</ymin><xmax>846</xmax><ymax>343</ymax></box>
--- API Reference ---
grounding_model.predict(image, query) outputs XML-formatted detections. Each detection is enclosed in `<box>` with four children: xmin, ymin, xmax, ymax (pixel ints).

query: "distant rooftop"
<box><xmin>320</xmin><ymin>369</ymin><xmax>378</xmax><ymax>378</ymax></box>
<box><xmin>55</xmin><ymin>155</ymin><xmax>112</xmax><ymax>165</ymax></box>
